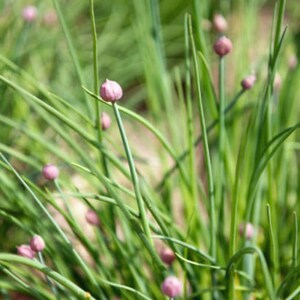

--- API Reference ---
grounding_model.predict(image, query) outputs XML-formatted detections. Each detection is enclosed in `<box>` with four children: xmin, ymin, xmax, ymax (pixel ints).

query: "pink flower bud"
<box><xmin>30</xmin><ymin>235</ymin><xmax>45</xmax><ymax>252</ymax></box>
<box><xmin>22</xmin><ymin>6</ymin><xmax>38</xmax><ymax>22</ymax></box>
<box><xmin>161</xmin><ymin>276</ymin><xmax>182</xmax><ymax>298</ymax></box>
<box><xmin>100</xmin><ymin>79</ymin><xmax>123</xmax><ymax>102</ymax></box>
<box><xmin>101</xmin><ymin>112</ymin><xmax>111</xmax><ymax>130</ymax></box>
<box><xmin>159</xmin><ymin>247</ymin><xmax>176</xmax><ymax>266</ymax></box>
<box><xmin>239</xmin><ymin>222</ymin><xmax>255</xmax><ymax>240</ymax></box>
<box><xmin>241</xmin><ymin>74</ymin><xmax>256</xmax><ymax>90</ymax></box>
<box><xmin>213</xmin><ymin>14</ymin><xmax>228</xmax><ymax>33</ymax></box>
<box><xmin>42</xmin><ymin>163</ymin><xmax>59</xmax><ymax>180</ymax></box>
<box><xmin>213</xmin><ymin>36</ymin><xmax>232</xmax><ymax>57</ymax></box>
<box><xmin>17</xmin><ymin>245</ymin><xmax>36</xmax><ymax>259</ymax></box>
<box><xmin>85</xmin><ymin>209</ymin><xmax>100</xmax><ymax>226</ymax></box>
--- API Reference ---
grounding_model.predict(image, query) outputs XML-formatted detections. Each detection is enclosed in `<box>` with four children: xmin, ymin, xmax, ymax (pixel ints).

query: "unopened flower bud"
<box><xmin>42</xmin><ymin>163</ymin><xmax>59</xmax><ymax>180</ymax></box>
<box><xmin>17</xmin><ymin>245</ymin><xmax>36</xmax><ymax>259</ymax></box>
<box><xmin>85</xmin><ymin>209</ymin><xmax>100</xmax><ymax>226</ymax></box>
<box><xmin>159</xmin><ymin>247</ymin><xmax>176</xmax><ymax>266</ymax></box>
<box><xmin>241</xmin><ymin>74</ymin><xmax>256</xmax><ymax>90</ymax></box>
<box><xmin>100</xmin><ymin>79</ymin><xmax>123</xmax><ymax>102</ymax></box>
<box><xmin>101</xmin><ymin>112</ymin><xmax>111</xmax><ymax>130</ymax></box>
<box><xmin>213</xmin><ymin>36</ymin><xmax>232</xmax><ymax>57</ymax></box>
<box><xmin>213</xmin><ymin>14</ymin><xmax>228</xmax><ymax>33</ymax></box>
<box><xmin>22</xmin><ymin>6</ymin><xmax>37</xmax><ymax>22</ymax></box>
<box><xmin>161</xmin><ymin>276</ymin><xmax>182</xmax><ymax>298</ymax></box>
<box><xmin>30</xmin><ymin>235</ymin><xmax>45</xmax><ymax>252</ymax></box>
<box><xmin>239</xmin><ymin>222</ymin><xmax>255</xmax><ymax>240</ymax></box>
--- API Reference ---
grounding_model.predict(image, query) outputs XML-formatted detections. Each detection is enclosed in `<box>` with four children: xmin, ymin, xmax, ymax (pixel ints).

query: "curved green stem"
<box><xmin>0</xmin><ymin>153</ymin><xmax>104</xmax><ymax>297</ymax></box>
<box><xmin>37</xmin><ymin>251</ymin><xmax>59</xmax><ymax>299</ymax></box>
<box><xmin>0</xmin><ymin>254</ymin><xmax>96</xmax><ymax>300</ymax></box>
<box><xmin>225</xmin><ymin>246</ymin><xmax>275</xmax><ymax>300</ymax></box>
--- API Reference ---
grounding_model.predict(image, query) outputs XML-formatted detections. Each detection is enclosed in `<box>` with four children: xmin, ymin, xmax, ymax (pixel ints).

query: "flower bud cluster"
<box><xmin>17</xmin><ymin>235</ymin><xmax>45</xmax><ymax>259</ymax></box>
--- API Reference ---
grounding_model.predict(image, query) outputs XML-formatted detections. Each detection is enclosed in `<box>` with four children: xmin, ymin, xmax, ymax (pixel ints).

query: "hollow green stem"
<box><xmin>229</xmin><ymin>115</ymin><xmax>252</xmax><ymax>258</ymax></box>
<box><xmin>90</xmin><ymin>0</ymin><xmax>108</xmax><ymax>172</ymax></box>
<box><xmin>112</xmin><ymin>102</ymin><xmax>152</xmax><ymax>243</ymax></box>
<box><xmin>266</xmin><ymin>203</ymin><xmax>277</xmax><ymax>286</ymax></box>
<box><xmin>273</xmin><ymin>0</ymin><xmax>286</xmax><ymax>52</ymax></box>
<box><xmin>0</xmin><ymin>254</ymin><xmax>96</xmax><ymax>300</ymax></box>
<box><xmin>83</xmin><ymin>86</ymin><xmax>192</xmax><ymax>191</ymax></box>
<box><xmin>188</xmin><ymin>16</ymin><xmax>216</xmax><ymax>259</ymax></box>
<box><xmin>184</xmin><ymin>13</ymin><xmax>203</xmax><ymax>243</ymax></box>
<box><xmin>218</xmin><ymin>56</ymin><xmax>226</xmax><ymax>243</ymax></box>
<box><xmin>37</xmin><ymin>251</ymin><xmax>59</xmax><ymax>299</ymax></box>
<box><xmin>90</xmin><ymin>0</ymin><xmax>103</xmax><ymax>148</ymax></box>
<box><xmin>89</xmin><ymin>0</ymin><xmax>114</xmax><ymax>231</ymax></box>
<box><xmin>218</xmin><ymin>57</ymin><xmax>225</xmax><ymax>160</ymax></box>
<box><xmin>189</xmin><ymin>15</ymin><xmax>217</xmax><ymax>300</ymax></box>
<box><xmin>293</xmin><ymin>211</ymin><xmax>298</xmax><ymax>268</ymax></box>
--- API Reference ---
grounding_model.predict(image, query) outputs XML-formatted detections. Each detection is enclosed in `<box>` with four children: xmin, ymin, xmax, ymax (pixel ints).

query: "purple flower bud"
<box><xmin>85</xmin><ymin>209</ymin><xmax>100</xmax><ymax>226</ymax></box>
<box><xmin>30</xmin><ymin>235</ymin><xmax>45</xmax><ymax>252</ymax></box>
<box><xmin>241</xmin><ymin>74</ymin><xmax>256</xmax><ymax>90</ymax></box>
<box><xmin>213</xmin><ymin>36</ymin><xmax>232</xmax><ymax>57</ymax></box>
<box><xmin>101</xmin><ymin>112</ymin><xmax>111</xmax><ymax>130</ymax></box>
<box><xmin>22</xmin><ymin>6</ymin><xmax>38</xmax><ymax>22</ymax></box>
<box><xmin>17</xmin><ymin>245</ymin><xmax>36</xmax><ymax>259</ymax></box>
<box><xmin>161</xmin><ymin>276</ymin><xmax>182</xmax><ymax>298</ymax></box>
<box><xmin>213</xmin><ymin>14</ymin><xmax>228</xmax><ymax>33</ymax></box>
<box><xmin>159</xmin><ymin>247</ymin><xmax>176</xmax><ymax>266</ymax></box>
<box><xmin>100</xmin><ymin>79</ymin><xmax>123</xmax><ymax>102</ymax></box>
<box><xmin>42</xmin><ymin>163</ymin><xmax>59</xmax><ymax>181</ymax></box>
<box><xmin>239</xmin><ymin>222</ymin><xmax>255</xmax><ymax>240</ymax></box>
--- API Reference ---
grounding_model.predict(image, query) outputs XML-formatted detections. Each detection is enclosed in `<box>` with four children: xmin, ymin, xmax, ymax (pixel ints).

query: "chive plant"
<box><xmin>0</xmin><ymin>0</ymin><xmax>299</xmax><ymax>299</ymax></box>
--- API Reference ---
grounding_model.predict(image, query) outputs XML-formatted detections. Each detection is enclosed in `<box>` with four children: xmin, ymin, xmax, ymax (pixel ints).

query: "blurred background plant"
<box><xmin>0</xmin><ymin>0</ymin><xmax>299</xmax><ymax>299</ymax></box>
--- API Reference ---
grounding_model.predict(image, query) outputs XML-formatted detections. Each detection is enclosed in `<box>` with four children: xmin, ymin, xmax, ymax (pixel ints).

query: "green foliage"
<box><xmin>0</xmin><ymin>0</ymin><xmax>299</xmax><ymax>299</ymax></box>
